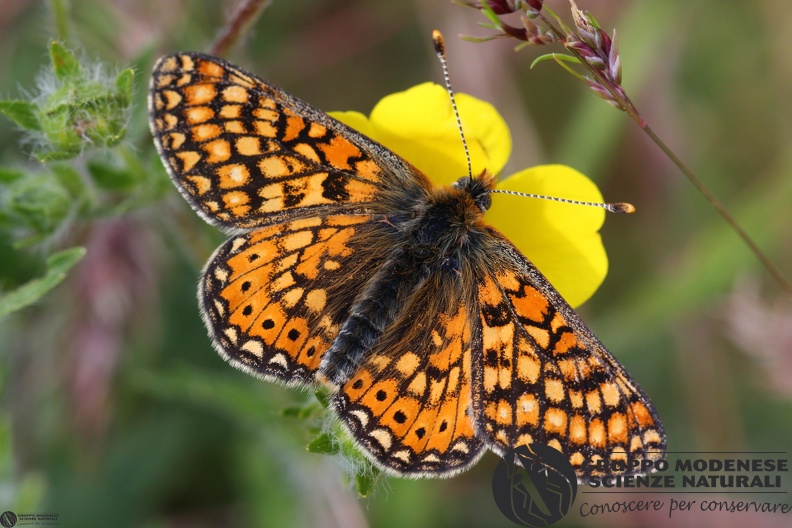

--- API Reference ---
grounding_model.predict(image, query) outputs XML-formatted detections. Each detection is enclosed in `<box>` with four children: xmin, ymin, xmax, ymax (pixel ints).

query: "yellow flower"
<box><xmin>330</xmin><ymin>82</ymin><xmax>607</xmax><ymax>307</ymax></box>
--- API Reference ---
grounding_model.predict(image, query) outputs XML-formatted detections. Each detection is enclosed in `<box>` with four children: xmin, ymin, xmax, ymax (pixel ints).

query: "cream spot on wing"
<box><xmin>350</xmin><ymin>410</ymin><xmax>369</xmax><ymax>427</ymax></box>
<box><xmin>236</xmin><ymin>136</ymin><xmax>262</xmax><ymax>156</ymax></box>
<box><xmin>269</xmin><ymin>353</ymin><xmax>289</xmax><ymax>368</ymax></box>
<box><xmin>223</xmin><ymin>327</ymin><xmax>238</xmax><ymax>344</ymax></box>
<box><xmin>241</xmin><ymin>340</ymin><xmax>264</xmax><ymax>357</ymax></box>
<box><xmin>451</xmin><ymin>441</ymin><xmax>470</xmax><ymax>454</ymax></box>
<box><xmin>544</xmin><ymin>379</ymin><xmax>565</xmax><ymax>403</ymax></box>
<box><xmin>369</xmin><ymin>429</ymin><xmax>392</xmax><ymax>450</ymax></box>
<box><xmin>214</xmin><ymin>267</ymin><xmax>228</xmax><ymax>282</ymax></box>
<box><xmin>392</xmin><ymin>450</ymin><xmax>411</xmax><ymax>463</ymax></box>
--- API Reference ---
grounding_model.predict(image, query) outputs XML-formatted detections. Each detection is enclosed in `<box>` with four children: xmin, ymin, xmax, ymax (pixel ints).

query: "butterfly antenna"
<box><xmin>488</xmin><ymin>189</ymin><xmax>636</xmax><ymax>214</ymax></box>
<box><xmin>432</xmin><ymin>30</ymin><xmax>632</xmax><ymax>216</ymax></box>
<box><xmin>433</xmin><ymin>30</ymin><xmax>472</xmax><ymax>180</ymax></box>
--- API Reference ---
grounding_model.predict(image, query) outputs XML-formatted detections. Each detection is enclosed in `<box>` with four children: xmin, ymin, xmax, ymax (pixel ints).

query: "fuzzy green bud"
<box><xmin>0</xmin><ymin>42</ymin><xmax>135</xmax><ymax>161</ymax></box>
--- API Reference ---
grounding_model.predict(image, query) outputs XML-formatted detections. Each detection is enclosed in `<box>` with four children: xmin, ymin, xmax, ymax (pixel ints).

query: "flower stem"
<box><xmin>538</xmin><ymin>11</ymin><xmax>792</xmax><ymax>298</ymax></box>
<box><xmin>640</xmin><ymin>124</ymin><xmax>792</xmax><ymax>298</ymax></box>
<box><xmin>50</xmin><ymin>0</ymin><xmax>70</xmax><ymax>42</ymax></box>
<box><xmin>208</xmin><ymin>0</ymin><xmax>273</xmax><ymax>57</ymax></box>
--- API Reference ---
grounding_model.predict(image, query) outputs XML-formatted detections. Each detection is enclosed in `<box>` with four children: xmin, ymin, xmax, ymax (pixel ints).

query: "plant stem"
<box><xmin>50</xmin><ymin>0</ymin><xmax>70</xmax><ymax>42</ymax></box>
<box><xmin>641</xmin><ymin>124</ymin><xmax>792</xmax><ymax>297</ymax></box>
<box><xmin>208</xmin><ymin>0</ymin><xmax>273</xmax><ymax>57</ymax></box>
<box><xmin>538</xmin><ymin>10</ymin><xmax>792</xmax><ymax>298</ymax></box>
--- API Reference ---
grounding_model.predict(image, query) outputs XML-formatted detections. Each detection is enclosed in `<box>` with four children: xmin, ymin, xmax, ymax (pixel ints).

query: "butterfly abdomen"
<box><xmin>318</xmin><ymin>247</ymin><xmax>432</xmax><ymax>387</ymax></box>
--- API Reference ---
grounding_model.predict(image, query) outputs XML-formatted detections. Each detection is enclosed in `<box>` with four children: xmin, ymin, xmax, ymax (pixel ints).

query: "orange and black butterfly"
<box><xmin>149</xmin><ymin>52</ymin><xmax>665</xmax><ymax>480</ymax></box>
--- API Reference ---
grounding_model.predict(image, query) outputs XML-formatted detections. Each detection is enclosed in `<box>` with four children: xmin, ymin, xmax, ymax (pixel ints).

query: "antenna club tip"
<box><xmin>432</xmin><ymin>30</ymin><xmax>445</xmax><ymax>54</ymax></box>
<box><xmin>612</xmin><ymin>202</ymin><xmax>636</xmax><ymax>214</ymax></box>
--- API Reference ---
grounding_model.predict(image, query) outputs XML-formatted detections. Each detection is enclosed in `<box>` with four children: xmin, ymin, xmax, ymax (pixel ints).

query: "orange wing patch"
<box><xmin>333</xmin><ymin>281</ymin><xmax>484</xmax><ymax>476</ymax></box>
<box><xmin>473</xmin><ymin>236</ymin><xmax>666</xmax><ymax>480</ymax></box>
<box><xmin>150</xmin><ymin>53</ymin><xmax>430</xmax><ymax>230</ymax></box>
<box><xmin>201</xmin><ymin>214</ymin><xmax>389</xmax><ymax>385</ymax></box>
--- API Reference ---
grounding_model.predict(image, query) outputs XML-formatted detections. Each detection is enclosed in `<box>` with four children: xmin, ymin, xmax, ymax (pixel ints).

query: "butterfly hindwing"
<box><xmin>472</xmin><ymin>229</ymin><xmax>666</xmax><ymax>479</ymax></box>
<box><xmin>201</xmin><ymin>214</ymin><xmax>393</xmax><ymax>385</ymax></box>
<box><xmin>149</xmin><ymin>53</ymin><xmax>431</xmax><ymax>230</ymax></box>
<box><xmin>332</xmin><ymin>273</ymin><xmax>485</xmax><ymax>476</ymax></box>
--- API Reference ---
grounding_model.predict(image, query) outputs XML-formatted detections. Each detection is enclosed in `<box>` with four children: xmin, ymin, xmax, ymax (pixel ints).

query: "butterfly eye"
<box><xmin>453</xmin><ymin>176</ymin><xmax>491</xmax><ymax>212</ymax></box>
<box><xmin>452</xmin><ymin>177</ymin><xmax>471</xmax><ymax>189</ymax></box>
<box><xmin>475</xmin><ymin>193</ymin><xmax>492</xmax><ymax>212</ymax></box>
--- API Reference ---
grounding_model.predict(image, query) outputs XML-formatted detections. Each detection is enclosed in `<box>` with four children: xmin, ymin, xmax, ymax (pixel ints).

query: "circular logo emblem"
<box><xmin>492</xmin><ymin>444</ymin><xmax>578</xmax><ymax>527</ymax></box>
<box><xmin>0</xmin><ymin>511</ymin><xmax>17</xmax><ymax>528</ymax></box>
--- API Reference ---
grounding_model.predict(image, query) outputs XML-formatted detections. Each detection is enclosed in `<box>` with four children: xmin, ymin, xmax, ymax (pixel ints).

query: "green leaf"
<box><xmin>587</xmin><ymin>12</ymin><xmax>602</xmax><ymax>30</ymax></box>
<box><xmin>0</xmin><ymin>167</ymin><xmax>26</xmax><ymax>183</ymax></box>
<box><xmin>280</xmin><ymin>406</ymin><xmax>303</xmax><ymax>418</ymax></box>
<box><xmin>529</xmin><ymin>53</ymin><xmax>591</xmax><ymax>86</ymax></box>
<box><xmin>334</xmin><ymin>430</ymin><xmax>384</xmax><ymax>497</ymax></box>
<box><xmin>354</xmin><ymin>467</ymin><xmax>381</xmax><ymax>498</ymax></box>
<box><xmin>49</xmin><ymin>41</ymin><xmax>80</xmax><ymax>80</ymax></box>
<box><xmin>114</xmin><ymin>68</ymin><xmax>135</xmax><ymax>101</ymax></box>
<box><xmin>314</xmin><ymin>386</ymin><xmax>332</xmax><ymax>408</ymax></box>
<box><xmin>476</xmin><ymin>21</ymin><xmax>500</xmax><ymax>30</ymax></box>
<box><xmin>530</xmin><ymin>52</ymin><xmax>581</xmax><ymax>69</ymax></box>
<box><xmin>306</xmin><ymin>433</ymin><xmax>339</xmax><ymax>455</ymax></box>
<box><xmin>48</xmin><ymin>163</ymin><xmax>86</xmax><ymax>199</ymax></box>
<box><xmin>461</xmin><ymin>35</ymin><xmax>500</xmax><ymax>43</ymax></box>
<box><xmin>34</xmin><ymin>149</ymin><xmax>80</xmax><ymax>163</ymax></box>
<box><xmin>281</xmin><ymin>398</ymin><xmax>321</xmax><ymax>419</ymax></box>
<box><xmin>479</xmin><ymin>2</ymin><xmax>502</xmax><ymax>26</ymax></box>
<box><xmin>12</xmin><ymin>234</ymin><xmax>51</xmax><ymax>250</ymax></box>
<box><xmin>4</xmin><ymin>174</ymin><xmax>72</xmax><ymax>234</ymax></box>
<box><xmin>0</xmin><ymin>100</ymin><xmax>42</xmax><ymax>131</ymax></box>
<box><xmin>0</xmin><ymin>247</ymin><xmax>85</xmax><ymax>318</ymax></box>
<box><xmin>87</xmin><ymin>158</ymin><xmax>137</xmax><ymax>191</ymax></box>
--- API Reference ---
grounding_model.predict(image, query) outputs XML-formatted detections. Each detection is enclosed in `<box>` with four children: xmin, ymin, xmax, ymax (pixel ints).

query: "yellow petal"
<box><xmin>485</xmin><ymin>165</ymin><xmax>608</xmax><ymax>307</ymax></box>
<box><xmin>327</xmin><ymin>110</ymin><xmax>377</xmax><ymax>140</ymax></box>
<box><xmin>331</xmin><ymin>84</ymin><xmax>511</xmax><ymax>186</ymax></box>
<box><xmin>366</xmin><ymin>83</ymin><xmax>511</xmax><ymax>186</ymax></box>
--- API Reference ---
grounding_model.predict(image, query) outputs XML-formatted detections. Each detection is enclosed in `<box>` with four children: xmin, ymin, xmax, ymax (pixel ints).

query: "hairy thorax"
<box><xmin>399</xmin><ymin>171</ymin><xmax>496</xmax><ymax>270</ymax></box>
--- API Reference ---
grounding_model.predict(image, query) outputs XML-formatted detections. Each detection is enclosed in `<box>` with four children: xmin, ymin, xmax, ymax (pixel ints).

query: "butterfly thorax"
<box><xmin>396</xmin><ymin>170</ymin><xmax>496</xmax><ymax>266</ymax></box>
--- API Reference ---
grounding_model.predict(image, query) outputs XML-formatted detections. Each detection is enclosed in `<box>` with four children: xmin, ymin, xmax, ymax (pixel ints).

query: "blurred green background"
<box><xmin>1</xmin><ymin>0</ymin><xmax>791</xmax><ymax>527</ymax></box>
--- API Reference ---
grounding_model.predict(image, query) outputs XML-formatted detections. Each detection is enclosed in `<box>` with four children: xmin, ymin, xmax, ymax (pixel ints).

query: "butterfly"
<box><xmin>148</xmin><ymin>52</ymin><xmax>666</xmax><ymax>480</ymax></box>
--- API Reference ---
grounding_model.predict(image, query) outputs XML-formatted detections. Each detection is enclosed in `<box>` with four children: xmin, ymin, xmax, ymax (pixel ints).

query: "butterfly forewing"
<box><xmin>149</xmin><ymin>53</ymin><xmax>431</xmax><ymax>230</ymax></box>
